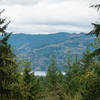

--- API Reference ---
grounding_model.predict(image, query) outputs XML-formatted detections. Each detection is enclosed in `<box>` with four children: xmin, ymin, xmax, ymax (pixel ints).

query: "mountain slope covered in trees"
<box><xmin>8</xmin><ymin>32</ymin><xmax>94</xmax><ymax>70</ymax></box>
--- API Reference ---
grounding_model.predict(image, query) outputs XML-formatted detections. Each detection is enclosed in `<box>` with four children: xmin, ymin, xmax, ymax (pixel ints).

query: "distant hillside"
<box><xmin>8</xmin><ymin>32</ymin><xmax>94</xmax><ymax>71</ymax></box>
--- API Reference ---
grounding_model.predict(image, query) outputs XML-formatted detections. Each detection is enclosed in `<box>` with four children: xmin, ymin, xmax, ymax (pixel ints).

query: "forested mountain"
<box><xmin>8</xmin><ymin>32</ymin><xmax>94</xmax><ymax>71</ymax></box>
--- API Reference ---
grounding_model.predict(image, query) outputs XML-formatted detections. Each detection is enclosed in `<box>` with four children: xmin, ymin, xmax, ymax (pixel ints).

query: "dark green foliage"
<box><xmin>91</xmin><ymin>48</ymin><xmax>100</xmax><ymax>57</ymax></box>
<box><xmin>88</xmin><ymin>4</ymin><xmax>100</xmax><ymax>37</ymax></box>
<box><xmin>90</xmin><ymin>4</ymin><xmax>100</xmax><ymax>11</ymax></box>
<box><xmin>19</xmin><ymin>62</ymin><xmax>42</xmax><ymax>100</ymax></box>
<box><xmin>88</xmin><ymin>3</ymin><xmax>100</xmax><ymax>57</ymax></box>
<box><xmin>46</xmin><ymin>56</ymin><xmax>58</xmax><ymax>92</ymax></box>
<box><xmin>80</xmin><ymin>63</ymin><xmax>100</xmax><ymax>100</ymax></box>
<box><xmin>64</xmin><ymin>55</ymin><xmax>81</xmax><ymax>96</ymax></box>
<box><xmin>0</xmin><ymin>10</ymin><xmax>19</xmax><ymax>100</ymax></box>
<box><xmin>88</xmin><ymin>23</ymin><xmax>100</xmax><ymax>37</ymax></box>
<box><xmin>45</xmin><ymin>56</ymin><xmax>67</xmax><ymax>100</ymax></box>
<box><xmin>81</xmin><ymin>47</ymin><xmax>94</xmax><ymax>69</ymax></box>
<box><xmin>0</xmin><ymin>10</ymin><xmax>10</xmax><ymax>36</ymax></box>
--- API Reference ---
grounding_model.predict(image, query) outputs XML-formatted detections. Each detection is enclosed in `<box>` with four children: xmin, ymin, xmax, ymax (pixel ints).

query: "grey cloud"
<box><xmin>0</xmin><ymin>0</ymin><xmax>67</xmax><ymax>6</ymax></box>
<box><xmin>18</xmin><ymin>20</ymin><xmax>91</xmax><ymax>28</ymax></box>
<box><xmin>0</xmin><ymin>0</ymin><xmax>98</xmax><ymax>34</ymax></box>
<box><xmin>0</xmin><ymin>0</ymin><xmax>40</xmax><ymax>5</ymax></box>
<box><xmin>0</xmin><ymin>0</ymin><xmax>98</xmax><ymax>6</ymax></box>
<box><xmin>8</xmin><ymin>23</ymin><xmax>91</xmax><ymax>34</ymax></box>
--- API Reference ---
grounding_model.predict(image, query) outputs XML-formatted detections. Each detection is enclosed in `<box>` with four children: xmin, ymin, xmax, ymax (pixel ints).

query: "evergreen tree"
<box><xmin>0</xmin><ymin>9</ymin><xmax>19</xmax><ymax>100</ymax></box>
<box><xmin>88</xmin><ymin>3</ymin><xmax>100</xmax><ymax>37</ymax></box>
<box><xmin>88</xmin><ymin>23</ymin><xmax>100</xmax><ymax>37</ymax></box>
<box><xmin>56</xmin><ymin>71</ymin><xmax>65</xmax><ymax>100</ymax></box>
<box><xmin>88</xmin><ymin>3</ymin><xmax>100</xmax><ymax>57</ymax></box>
<box><xmin>81</xmin><ymin>47</ymin><xmax>94</xmax><ymax>70</ymax></box>
<box><xmin>46</xmin><ymin>56</ymin><xmax>58</xmax><ymax>91</ymax></box>
<box><xmin>20</xmin><ymin>61</ymin><xmax>41</xmax><ymax>100</ymax></box>
<box><xmin>46</xmin><ymin>56</ymin><xmax>58</xmax><ymax>100</ymax></box>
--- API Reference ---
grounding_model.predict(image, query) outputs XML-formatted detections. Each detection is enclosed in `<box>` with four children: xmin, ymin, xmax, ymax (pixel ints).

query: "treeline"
<box><xmin>1</xmin><ymin>3</ymin><xmax>100</xmax><ymax>100</ymax></box>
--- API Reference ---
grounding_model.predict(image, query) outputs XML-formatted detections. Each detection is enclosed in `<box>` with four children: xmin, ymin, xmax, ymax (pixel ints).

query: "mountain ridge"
<box><xmin>7</xmin><ymin>32</ymin><xmax>94</xmax><ymax>71</ymax></box>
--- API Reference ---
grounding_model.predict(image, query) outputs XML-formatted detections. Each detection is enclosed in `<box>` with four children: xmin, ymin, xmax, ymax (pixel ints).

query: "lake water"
<box><xmin>34</xmin><ymin>71</ymin><xmax>47</xmax><ymax>76</ymax></box>
<box><xmin>34</xmin><ymin>71</ymin><xmax>65</xmax><ymax>76</ymax></box>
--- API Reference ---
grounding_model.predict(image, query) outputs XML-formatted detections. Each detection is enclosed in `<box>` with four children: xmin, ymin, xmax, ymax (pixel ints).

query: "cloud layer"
<box><xmin>0</xmin><ymin>0</ymin><xmax>99</xmax><ymax>34</ymax></box>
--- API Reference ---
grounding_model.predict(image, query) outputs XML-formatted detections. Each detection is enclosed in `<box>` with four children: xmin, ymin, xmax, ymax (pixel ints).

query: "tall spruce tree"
<box><xmin>20</xmin><ymin>61</ymin><xmax>41</xmax><ymax>100</ymax></box>
<box><xmin>46</xmin><ymin>56</ymin><xmax>59</xmax><ymax>100</ymax></box>
<box><xmin>88</xmin><ymin>3</ymin><xmax>100</xmax><ymax>57</ymax></box>
<box><xmin>88</xmin><ymin>3</ymin><xmax>100</xmax><ymax>37</ymax></box>
<box><xmin>0</xmin><ymin>10</ymin><xmax>19</xmax><ymax>100</ymax></box>
<box><xmin>46</xmin><ymin>56</ymin><xmax>58</xmax><ymax>93</ymax></box>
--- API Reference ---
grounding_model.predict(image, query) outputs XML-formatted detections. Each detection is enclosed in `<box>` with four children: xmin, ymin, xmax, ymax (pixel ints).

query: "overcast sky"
<box><xmin>0</xmin><ymin>0</ymin><xmax>99</xmax><ymax>34</ymax></box>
